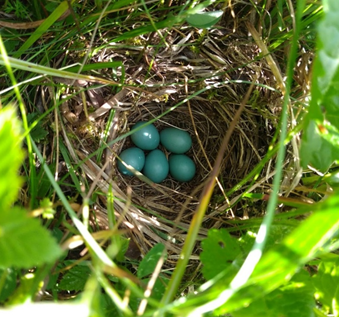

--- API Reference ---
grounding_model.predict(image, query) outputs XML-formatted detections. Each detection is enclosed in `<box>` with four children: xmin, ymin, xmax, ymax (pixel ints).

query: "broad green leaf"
<box><xmin>200</xmin><ymin>229</ymin><xmax>242</xmax><ymax>280</ymax></box>
<box><xmin>186</xmin><ymin>11</ymin><xmax>223</xmax><ymax>29</ymax></box>
<box><xmin>0</xmin><ymin>106</ymin><xmax>24</xmax><ymax>211</ymax></box>
<box><xmin>231</xmin><ymin>270</ymin><xmax>315</xmax><ymax>317</ymax></box>
<box><xmin>301</xmin><ymin>0</ymin><xmax>339</xmax><ymax>171</ymax></box>
<box><xmin>137</xmin><ymin>243</ymin><xmax>166</xmax><ymax>279</ymax></box>
<box><xmin>313</xmin><ymin>258</ymin><xmax>339</xmax><ymax>314</ymax></box>
<box><xmin>59</xmin><ymin>264</ymin><xmax>91</xmax><ymax>292</ymax></box>
<box><xmin>0</xmin><ymin>207</ymin><xmax>62</xmax><ymax>268</ymax></box>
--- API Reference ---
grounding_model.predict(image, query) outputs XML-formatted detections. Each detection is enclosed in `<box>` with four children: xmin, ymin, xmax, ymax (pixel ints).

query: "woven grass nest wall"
<box><xmin>60</xmin><ymin>15</ymin><xmax>291</xmax><ymax>261</ymax></box>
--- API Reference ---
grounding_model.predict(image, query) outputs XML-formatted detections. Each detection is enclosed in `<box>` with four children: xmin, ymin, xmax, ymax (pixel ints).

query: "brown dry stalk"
<box><xmin>0</xmin><ymin>10</ymin><xmax>70</xmax><ymax>29</ymax></box>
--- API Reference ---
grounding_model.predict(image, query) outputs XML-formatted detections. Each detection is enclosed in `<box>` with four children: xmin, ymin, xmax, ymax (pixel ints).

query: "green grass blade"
<box><xmin>0</xmin><ymin>55</ymin><xmax>121</xmax><ymax>86</ymax></box>
<box><xmin>14</xmin><ymin>1</ymin><xmax>70</xmax><ymax>58</ymax></box>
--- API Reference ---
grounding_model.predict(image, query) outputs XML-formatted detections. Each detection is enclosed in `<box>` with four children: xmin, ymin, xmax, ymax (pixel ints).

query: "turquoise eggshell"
<box><xmin>169</xmin><ymin>154</ymin><xmax>196</xmax><ymax>182</ymax></box>
<box><xmin>131</xmin><ymin>121</ymin><xmax>160</xmax><ymax>150</ymax></box>
<box><xmin>143</xmin><ymin>149</ymin><xmax>169</xmax><ymax>183</ymax></box>
<box><xmin>118</xmin><ymin>147</ymin><xmax>145</xmax><ymax>176</ymax></box>
<box><xmin>160</xmin><ymin>128</ymin><xmax>192</xmax><ymax>154</ymax></box>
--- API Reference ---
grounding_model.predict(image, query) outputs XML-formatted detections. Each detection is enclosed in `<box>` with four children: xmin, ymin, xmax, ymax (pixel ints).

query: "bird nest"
<box><xmin>57</xmin><ymin>19</ymin><xmax>288</xmax><ymax>261</ymax></box>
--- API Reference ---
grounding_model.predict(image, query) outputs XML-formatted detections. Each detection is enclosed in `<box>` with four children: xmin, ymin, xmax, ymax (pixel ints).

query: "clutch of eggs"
<box><xmin>118</xmin><ymin>121</ymin><xmax>196</xmax><ymax>183</ymax></box>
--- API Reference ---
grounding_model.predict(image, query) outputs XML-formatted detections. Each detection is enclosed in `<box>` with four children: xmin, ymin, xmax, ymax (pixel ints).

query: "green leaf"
<box><xmin>59</xmin><ymin>264</ymin><xmax>91</xmax><ymax>292</ymax></box>
<box><xmin>27</xmin><ymin>113</ymin><xmax>48</xmax><ymax>142</ymax></box>
<box><xmin>0</xmin><ymin>207</ymin><xmax>62</xmax><ymax>268</ymax></box>
<box><xmin>231</xmin><ymin>270</ymin><xmax>315</xmax><ymax>317</ymax></box>
<box><xmin>301</xmin><ymin>0</ymin><xmax>339</xmax><ymax>171</ymax></box>
<box><xmin>200</xmin><ymin>229</ymin><xmax>242</xmax><ymax>280</ymax></box>
<box><xmin>300</xmin><ymin>120</ymin><xmax>337</xmax><ymax>171</ymax></box>
<box><xmin>186</xmin><ymin>11</ymin><xmax>223</xmax><ymax>29</ymax></box>
<box><xmin>313</xmin><ymin>258</ymin><xmax>339</xmax><ymax>314</ymax></box>
<box><xmin>0</xmin><ymin>106</ymin><xmax>24</xmax><ymax>210</ymax></box>
<box><xmin>137</xmin><ymin>243</ymin><xmax>166</xmax><ymax>279</ymax></box>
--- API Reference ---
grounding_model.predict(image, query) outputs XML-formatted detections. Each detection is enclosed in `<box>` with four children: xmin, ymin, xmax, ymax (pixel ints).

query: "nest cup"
<box><xmin>114</xmin><ymin>96</ymin><xmax>268</xmax><ymax>223</ymax></box>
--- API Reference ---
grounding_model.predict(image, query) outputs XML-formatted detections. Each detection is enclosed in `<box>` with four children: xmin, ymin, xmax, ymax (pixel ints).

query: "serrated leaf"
<box><xmin>301</xmin><ymin>0</ymin><xmax>339</xmax><ymax>171</ymax></box>
<box><xmin>59</xmin><ymin>264</ymin><xmax>91</xmax><ymax>292</ymax></box>
<box><xmin>30</xmin><ymin>125</ymin><xmax>48</xmax><ymax>142</ymax></box>
<box><xmin>231</xmin><ymin>270</ymin><xmax>315</xmax><ymax>317</ymax></box>
<box><xmin>200</xmin><ymin>229</ymin><xmax>242</xmax><ymax>280</ymax></box>
<box><xmin>137</xmin><ymin>243</ymin><xmax>166</xmax><ymax>279</ymax></box>
<box><xmin>27</xmin><ymin>112</ymin><xmax>48</xmax><ymax>142</ymax></box>
<box><xmin>0</xmin><ymin>207</ymin><xmax>62</xmax><ymax>268</ymax></box>
<box><xmin>0</xmin><ymin>106</ymin><xmax>24</xmax><ymax>210</ymax></box>
<box><xmin>186</xmin><ymin>11</ymin><xmax>223</xmax><ymax>29</ymax></box>
<box><xmin>313</xmin><ymin>258</ymin><xmax>339</xmax><ymax>314</ymax></box>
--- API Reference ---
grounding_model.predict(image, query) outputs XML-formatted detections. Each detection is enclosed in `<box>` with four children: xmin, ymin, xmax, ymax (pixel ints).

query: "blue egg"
<box><xmin>131</xmin><ymin>121</ymin><xmax>160</xmax><ymax>150</ymax></box>
<box><xmin>169</xmin><ymin>154</ymin><xmax>196</xmax><ymax>182</ymax></box>
<box><xmin>160</xmin><ymin>128</ymin><xmax>192</xmax><ymax>154</ymax></box>
<box><xmin>117</xmin><ymin>147</ymin><xmax>145</xmax><ymax>176</ymax></box>
<box><xmin>143</xmin><ymin>149</ymin><xmax>169</xmax><ymax>183</ymax></box>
